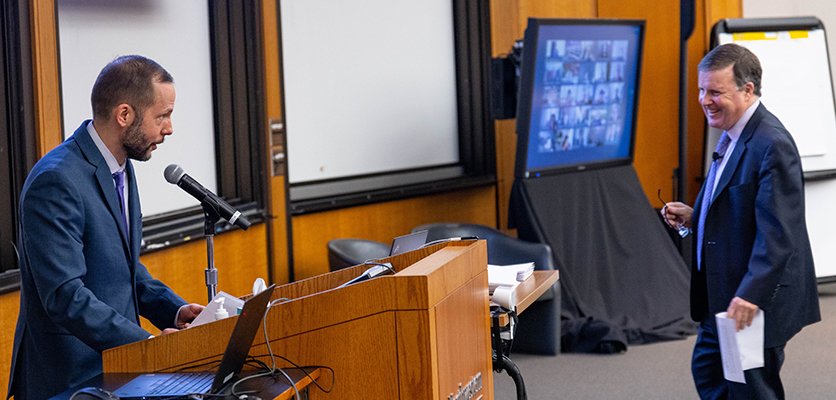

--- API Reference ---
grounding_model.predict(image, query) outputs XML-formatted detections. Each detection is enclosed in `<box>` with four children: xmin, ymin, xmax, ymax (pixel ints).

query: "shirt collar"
<box><xmin>87</xmin><ymin>121</ymin><xmax>126</xmax><ymax>174</ymax></box>
<box><xmin>725</xmin><ymin>98</ymin><xmax>760</xmax><ymax>142</ymax></box>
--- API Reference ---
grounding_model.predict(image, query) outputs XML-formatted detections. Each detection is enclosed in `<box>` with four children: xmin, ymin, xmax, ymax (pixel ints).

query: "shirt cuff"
<box><xmin>175</xmin><ymin>304</ymin><xmax>190</xmax><ymax>328</ymax></box>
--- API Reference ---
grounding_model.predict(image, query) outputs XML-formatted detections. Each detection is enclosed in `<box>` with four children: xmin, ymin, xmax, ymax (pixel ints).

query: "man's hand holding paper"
<box><xmin>715</xmin><ymin>309</ymin><xmax>765</xmax><ymax>383</ymax></box>
<box><xmin>726</xmin><ymin>296</ymin><xmax>759</xmax><ymax>332</ymax></box>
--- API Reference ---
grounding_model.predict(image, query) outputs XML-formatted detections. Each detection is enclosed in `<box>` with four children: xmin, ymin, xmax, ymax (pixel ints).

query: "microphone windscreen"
<box><xmin>712</xmin><ymin>152</ymin><xmax>720</xmax><ymax>161</ymax></box>
<box><xmin>164</xmin><ymin>164</ymin><xmax>185</xmax><ymax>184</ymax></box>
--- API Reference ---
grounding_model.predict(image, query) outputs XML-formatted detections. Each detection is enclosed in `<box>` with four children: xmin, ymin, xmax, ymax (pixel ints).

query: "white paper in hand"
<box><xmin>736</xmin><ymin>310</ymin><xmax>765</xmax><ymax>371</ymax></box>
<box><xmin>715</xmin><ymin>313</ymin><xmax>745</xmax><ymax>383</ymax></box>
<box><xmin>715</xmin><ymin>310</ymin><xmax>765</xmax><ymax>384</ymax></box>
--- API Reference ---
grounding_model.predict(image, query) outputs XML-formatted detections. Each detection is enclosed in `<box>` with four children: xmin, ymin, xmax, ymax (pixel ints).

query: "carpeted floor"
<box><xmin>493</xmin><ymin>282</ymin><xmax>836</xmax><ymax>399</ymax></box>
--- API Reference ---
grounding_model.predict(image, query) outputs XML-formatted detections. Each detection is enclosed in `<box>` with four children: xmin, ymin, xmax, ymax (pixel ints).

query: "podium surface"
<box><xmin>102</xmin><ymin>241</ymin><xmax>494</xmax><ymax>399</ymax></box>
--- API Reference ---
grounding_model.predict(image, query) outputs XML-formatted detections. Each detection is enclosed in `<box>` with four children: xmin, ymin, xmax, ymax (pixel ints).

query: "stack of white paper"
<box><xmin>488</xmin><ymin>262</ymin><xmax>535</xmax><ymax>289</ymax></box>
<box><xmin>511</xmin><ymin>262</ymin><xmax>535</xmax><ymax>281</ymax></box>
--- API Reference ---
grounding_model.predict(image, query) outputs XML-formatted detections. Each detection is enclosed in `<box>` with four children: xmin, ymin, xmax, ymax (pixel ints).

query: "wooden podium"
<box><xmin>102</xmin><ymin>240</ymin><xmax>495</xmax><ymax>399</ymax></box>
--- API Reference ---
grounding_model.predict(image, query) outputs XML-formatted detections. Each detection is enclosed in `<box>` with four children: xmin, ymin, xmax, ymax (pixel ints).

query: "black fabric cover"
<box><xmin>510</xmin><ymin>165</ymin><xmax>697</xmax><ymax>352</ymax></box>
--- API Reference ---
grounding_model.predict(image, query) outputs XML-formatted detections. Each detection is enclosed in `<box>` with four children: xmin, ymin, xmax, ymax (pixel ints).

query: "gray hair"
<box><xmin>698</xmin><ymin>43</ymin><xmax>762</xmax><ymax>96</ymax></box>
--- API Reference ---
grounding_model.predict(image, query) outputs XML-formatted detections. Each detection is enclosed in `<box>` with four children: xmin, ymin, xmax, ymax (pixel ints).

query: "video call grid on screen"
<box><xmin>524</xmin><ymin>23</ymin><xmax>642</xmax><ymax>175</ymax></box>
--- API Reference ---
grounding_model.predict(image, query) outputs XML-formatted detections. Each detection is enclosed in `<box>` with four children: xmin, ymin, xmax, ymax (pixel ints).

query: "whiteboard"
<box><xmin>280</xmin><ymin>0</ymin><xmax>460</xmax><ymax>184</ymax></box>
<box><xmin>706</xmin><ymin>29</ymin><xmax>836</xmax><ymax>173</ymax></box>
<box><xmin>57</xmin><ymin>0</ymin><xmax>216</xmax><ymax>216</ymax></box>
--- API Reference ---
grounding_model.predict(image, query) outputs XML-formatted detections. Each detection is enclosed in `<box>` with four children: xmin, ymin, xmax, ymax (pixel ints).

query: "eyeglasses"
<box><xmin>658</xmin><ymin>189</ymin><xmax>690</xmax><ymax>238</ymax></box>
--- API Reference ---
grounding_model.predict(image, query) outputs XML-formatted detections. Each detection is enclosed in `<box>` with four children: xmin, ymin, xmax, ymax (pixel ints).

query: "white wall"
<box><xmin>280</xmin><ymin>0</ymin><xmax>460</xmax><ymax>184</ymax></box>
<box><xmin>743</xmin><ymin>0</ymin><xmax>836</xmax><ymax>279</ymax></box>
<box><xmin>57</xmin><ymin>0</ymin><xmax>217</xmax><ymax>217</ymax></box>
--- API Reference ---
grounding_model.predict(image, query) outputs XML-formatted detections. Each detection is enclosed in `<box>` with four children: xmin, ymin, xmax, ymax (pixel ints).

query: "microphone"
<box><xmin>164</xmin><ymin>164</ymin><xmax>251</xmax><ymax>230</ymax></box>
<box><xmin>337</xmin><ymin>263</ymin><xmax>394</xmax><ymax>288</ymax></box>
<box><xmin>712</xmin><ymin>152</ymin><xmax>721</xmax><ymax>161</ymax></box>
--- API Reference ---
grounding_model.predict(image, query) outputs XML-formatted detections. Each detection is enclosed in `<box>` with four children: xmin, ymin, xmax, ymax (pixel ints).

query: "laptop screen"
<box><xmin>389</xmin><ymin>230</ymin><xmax>428</xmax><ymax>256</ymax></box>
<box><xmin>211</xmin><ymin>284</ymin><xmax>276</xmax><ymax>390</ymax></box>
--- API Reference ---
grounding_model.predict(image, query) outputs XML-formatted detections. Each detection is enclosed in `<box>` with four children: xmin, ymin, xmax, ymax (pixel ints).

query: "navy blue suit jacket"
<box><xmin>8</xmin><ymin>121</ymin><xmax>186</xmax><ymax>399</ymax></box>
<box><xmin>691</xmin><ymin>104</ymin><xmax>820</xmax><ymax>348</ymax></box>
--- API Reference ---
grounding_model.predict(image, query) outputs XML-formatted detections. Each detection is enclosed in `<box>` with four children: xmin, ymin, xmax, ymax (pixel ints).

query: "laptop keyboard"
<box><xmin>148</xmin><ymin>372</ymin><xmax>214</xmax><ymax>395</ymax></box>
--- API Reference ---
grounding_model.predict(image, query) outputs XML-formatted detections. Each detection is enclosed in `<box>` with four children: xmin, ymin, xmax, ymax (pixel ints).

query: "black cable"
<box><xmin>506</xmin><ymin>309</ymin><xmax>519</xmax><ymax>355</ymax></box>
<box><xmin>248</xmin><ymin>353</ymin><xmax>336</xmax><ymax>394</ymax></box>
<box><xmin>259</xmin><ymin>298</ymin><xmax>337</xmax><ymax>396</ymax></box>
<box><xmin>272</xmin><ymin>355</ymin><xmax>336</xmax><ymax>394</ymax></box>
<box><xmin>495</xmin><ymin>354</ymin><xmax>527</xmax><ymax>400</ymax></box>
<box><xmin>244</xmin><ymin>356</ymin><xmax>271</xmax><ymax>371</ymax></box>
<box><xmin>230</xmin><ymin>368</ymin><xmax>290</xmax><ymax>398</ymax></box>
<box><xmin>491</xmin><ymin>306</ymin><xmax>526</xmax><ymax>399</ymax></box>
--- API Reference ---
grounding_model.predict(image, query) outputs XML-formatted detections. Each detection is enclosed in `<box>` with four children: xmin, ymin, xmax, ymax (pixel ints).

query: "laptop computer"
<box><xmin>113</xmin><ymin>284</ymin><xmax>276</xmax><ymax>399</ymax></box>
<box><xmin>389</xmin><ymin>230</ymin><xmax>428</xmax><ymax>256</ymax></box>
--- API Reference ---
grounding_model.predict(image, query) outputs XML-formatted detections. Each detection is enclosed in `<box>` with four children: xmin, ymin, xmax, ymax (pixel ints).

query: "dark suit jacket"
<box><xmin>691</xmin><ymin>104</ymin><xmax>820</xmax><ymax>348</ymax></box>
<box><xmin>8</xmin><ymin>121</ymin><xmax>186</xmax><ymax>399</ymax></box>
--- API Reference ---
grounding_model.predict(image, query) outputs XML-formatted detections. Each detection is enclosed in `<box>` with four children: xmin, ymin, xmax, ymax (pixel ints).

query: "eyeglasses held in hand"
<box><xmin>657</xmin><ymin>189</ymin><xmax>690</xmax><ymax>238</ymax></box>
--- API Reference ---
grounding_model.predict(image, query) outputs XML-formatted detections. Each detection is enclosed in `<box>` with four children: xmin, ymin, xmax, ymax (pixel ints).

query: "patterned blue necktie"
<box><xmin>113</xmin><ymin>171</ymin><xmax>129</xmax><ymax>239</ymax></box>
<box><xmin>697</xmin><ymin>132</ymin><xmax>731</xmax><ymax>271</ymax></box>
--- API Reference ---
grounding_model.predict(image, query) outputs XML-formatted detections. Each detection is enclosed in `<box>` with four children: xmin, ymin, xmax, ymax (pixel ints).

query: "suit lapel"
<box><xmin>710</xmin><ymin>104</ymin><xmax>765</xmax><ymax>204</ymax></box>
<box><xmin>74</xmin><ymin>121</ymin><xmax>133</xmax><ymax>258</ymax></box>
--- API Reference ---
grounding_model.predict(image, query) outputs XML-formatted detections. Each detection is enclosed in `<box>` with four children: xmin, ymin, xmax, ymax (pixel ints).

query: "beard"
<box><xmin>122</xmin><ymin>113</ymin><xmax>157</xmax><ymax>161</ymax></box>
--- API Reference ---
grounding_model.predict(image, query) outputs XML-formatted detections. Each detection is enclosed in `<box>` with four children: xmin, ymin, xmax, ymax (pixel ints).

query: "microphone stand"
<box><xmin>202</xmin><ymin>203</ymin><xmax>221</xmax><ymax>303</ymax></box>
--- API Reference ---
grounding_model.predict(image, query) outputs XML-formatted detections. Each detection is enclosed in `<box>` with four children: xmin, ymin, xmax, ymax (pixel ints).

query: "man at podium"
<box><xmin>8</xmin><ymin>55</ymin><xmax>203</xmax><ymax>399</ymax></box>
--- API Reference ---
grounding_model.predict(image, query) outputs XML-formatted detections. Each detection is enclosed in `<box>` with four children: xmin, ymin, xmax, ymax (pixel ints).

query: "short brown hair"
<box><xmin>91</xmin><ymin>55</ymin><xmax>173</xmax><ymax>121</ymax></box>
<box><xmin>698</xmin><ymin>43</ymin><xmax>762</xmax><ymax>96</ymax></box>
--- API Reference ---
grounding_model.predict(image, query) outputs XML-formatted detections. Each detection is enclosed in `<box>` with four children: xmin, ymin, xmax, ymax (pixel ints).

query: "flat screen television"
<box><xmin>514</xmin><ymin>18</ymin><xmax>646</xmax><ymax>178</ymax></box>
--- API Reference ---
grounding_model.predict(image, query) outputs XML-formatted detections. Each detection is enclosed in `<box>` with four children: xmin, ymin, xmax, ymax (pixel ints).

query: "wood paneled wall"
<box><xmin>705</xmin><ymin>0</ymin><xmax>743</xmax><ymax>44</ymax></box>
<box><xmin>30</xmin><ymin>0</ymin><xmax>62</xmax><ymax>155</ymax></box>
<box><xmin>261</xmin><ymin>0</ymin><xmax>292</xmax><ymax>286</ymax></box>
<box><xmin>290</xmin><ymin>186</ymin><xmax>498</xmax><ymax>280</ymax></box>
<box><xmin>0</xmin><ymin>292</ymin><xmax>20</xmax><ymax>396</ymax></box>
<box><xmin>599</xmin><ymin>0</ymin><xmax>681</xmax><ymax>204</ymax></box>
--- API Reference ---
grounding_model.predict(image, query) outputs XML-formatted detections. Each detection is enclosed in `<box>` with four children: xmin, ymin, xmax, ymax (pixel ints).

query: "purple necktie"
<box><xmin>113</xmin><ymin>171</ymin><xmax>129</xmax><ymax>239</ymax></box>
<box><xmin>697</xmin><ymin>132</ymin><xmax>731</xmax><ymax>271</ymax></box>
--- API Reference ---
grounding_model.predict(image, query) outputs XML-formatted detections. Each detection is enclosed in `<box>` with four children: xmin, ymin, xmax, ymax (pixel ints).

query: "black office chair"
<box><xmin>326</xmin><ymin>238</ymin><xmax>390</xmax><ymax>272</ymax></box>
<box><xmin>412</xmin><ymin>222</ymin><xmax>561</xmax><ymax>355</ymax></box>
